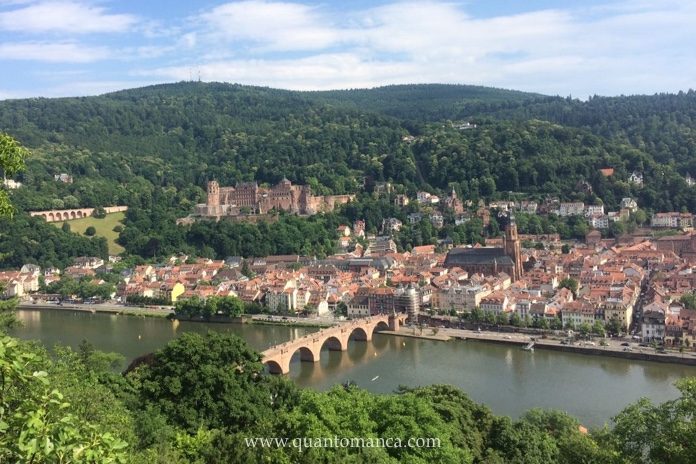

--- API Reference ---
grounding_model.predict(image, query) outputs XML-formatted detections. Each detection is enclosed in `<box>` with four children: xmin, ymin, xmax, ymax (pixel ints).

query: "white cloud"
<box><xmin>199</xmin><ymin>0</ymin><xmax>339</xmax><ymax>51</ymax></box>
<box><xmin>6</xmin><ymin>0</ymin><xmax>696</xmax><ymax>98</ymax></box>
<box><xmin>0</xmin><ymin>1</ymin><xmax>137</xmax><ymax>34</ymax></box>
<box><xmin>137</xmin><ymin>53</ymin><xmax>484</xmax><ymax>90</ymax></box>
<box><xmin>0</xmin><ymin>41</ymin><xmax>109</xmax><ymax>62</ymax></box>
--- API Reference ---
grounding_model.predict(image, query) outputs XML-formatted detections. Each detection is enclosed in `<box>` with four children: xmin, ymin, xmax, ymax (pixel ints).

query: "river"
<box><xmin>12</xmin><ymin>308</ymin><xmax>696</xmax><ymax>427</ymax></box>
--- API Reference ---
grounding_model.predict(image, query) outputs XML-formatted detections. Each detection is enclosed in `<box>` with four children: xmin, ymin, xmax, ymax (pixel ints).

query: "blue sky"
<box><xmin>0</xmin><ymin>0</ymin><xmax>694</xmax><ymax>99</ymax></box>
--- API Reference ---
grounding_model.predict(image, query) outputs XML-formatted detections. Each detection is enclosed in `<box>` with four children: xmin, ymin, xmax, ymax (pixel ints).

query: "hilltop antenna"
<box><xmin>197</xmin><ymin>70</ymin><xmax>201</xmax><ymax>82</ymax></box>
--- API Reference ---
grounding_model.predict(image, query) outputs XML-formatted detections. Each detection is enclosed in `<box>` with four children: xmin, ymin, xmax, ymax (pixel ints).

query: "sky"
<box><xmin>0</xmin><ymin>0</ymin><xmax>694</xmax><ymax>99</ymax></box>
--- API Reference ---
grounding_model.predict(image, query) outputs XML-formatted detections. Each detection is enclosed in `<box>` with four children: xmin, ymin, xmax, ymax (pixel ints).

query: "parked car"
<box><xmin>621</xmin><ymin>342</ymin><xmax>630</xmax><ymax>346</ymax></box>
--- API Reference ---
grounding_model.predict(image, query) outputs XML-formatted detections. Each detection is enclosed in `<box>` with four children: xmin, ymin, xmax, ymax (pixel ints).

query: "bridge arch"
<box><xmin>349</xmin><ymin>326</ymin><xmax>370</xmax><ymax>342</ymax></box>
<box><xmin>292</xmin><ymin>346</ymin><xmax>318</xmax><ymax>363</ymax></box>
<box><xmin>70</xmin><ymin>211</ymin><xmax>77</xmax><ymax>219</ymax></box>
<box><xmin>48</xmin><ymin>212</ymin><xmax>54</xmax><ymax>221</ymax></box>
<box><xmin>373</xmin><ymin>320</ymin><xmax>390</xmax><ymax>333</ymax></box>
<box><xmin>321</xmin><ymin>336</ymin><xmax>344</xmax><ymax>352</ymax></box>
<box><xmin>265</xmin><ymin>360</ymin><xmax>284</xmax><ymax>375</ymax></box>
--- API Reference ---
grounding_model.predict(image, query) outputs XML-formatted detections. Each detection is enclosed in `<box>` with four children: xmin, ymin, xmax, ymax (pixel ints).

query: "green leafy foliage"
<box><xmin>132</xmin><ymin>331</ymin><xmax>293</xmax><ymax>433</ymax></box>
<box><xmin>0</xmin><ymin>133</ymin><xmax>28</xmax><ymax>217</ymax></box>
<box><xmin>46</xmin><ymin>276</ymin><xmax>115</xmax><ymax>300</ymax></box>
<box><xmin>0</xmin><ymin>336</ymin><xmax>129</xmax><ymax>463</ymax></box>
<box><xmin>610</xmin><ymin>378</ymin><xmax>696</xmax><ymax>464</ymax></box>
<box><xmin>0</xmin><ymin>214</ymin><xmax>108</xmax><ymax>269</ymax></box>
<box><xmin>173</xmin><ymin>295</ymin><xmax>245</xmax><ymax>319</ymax></box>
<box><xmin>0</xmin><ymin>290</ymin><xmax>19</xmax><ymax>331</ymax></box>
<box><xmin>2</xmin><ymin>328</ymin><xmax>695</xmax><ymax>463</ymax></box>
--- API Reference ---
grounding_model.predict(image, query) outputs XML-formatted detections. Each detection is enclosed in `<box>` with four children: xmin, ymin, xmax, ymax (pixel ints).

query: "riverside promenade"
<box><xmin>389</xmin><ymin>326</ymin><xmax>696</xmax><ymax>366</ymax></box>
<box><xmin>18</xmin><ymin>302</ymin><xmax>174</xmax><ymax>317</ymax></box>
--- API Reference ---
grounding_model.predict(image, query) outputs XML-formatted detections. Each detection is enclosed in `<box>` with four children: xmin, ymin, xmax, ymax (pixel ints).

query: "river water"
<box><xmin>12</xmin><ymin>308</ymin><xmax>696</xmax><ymax>427</ymax></box>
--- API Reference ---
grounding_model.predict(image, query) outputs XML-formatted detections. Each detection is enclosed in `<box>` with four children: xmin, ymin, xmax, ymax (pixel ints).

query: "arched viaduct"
<box><xmin>29</xmin><ymin>206</ymin><xmax>128</xmax><ymax>223</ymax></box>
<box><xmin>262</xmin><ymin>313</ymin><xmax>407</xmax><ymax>375</ymax></box>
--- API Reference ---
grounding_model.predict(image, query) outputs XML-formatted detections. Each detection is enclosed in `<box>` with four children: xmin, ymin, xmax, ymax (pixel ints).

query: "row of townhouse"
<box><xmin>651</xmin><ymin>212</ymin><xmax>694</xmax><ymax>228</ymax></box>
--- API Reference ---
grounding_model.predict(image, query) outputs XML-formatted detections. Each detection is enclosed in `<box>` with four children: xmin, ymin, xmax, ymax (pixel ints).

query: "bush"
<box><xmin>113</xmin><ymin>225</ymin><xmax>123</xmax><ymax>233</ymax></box>
<box><xmin>85</xmin><ymin>226</ymin><xmax>96</xmax><ymax>236</ymax></box>
<box><xmin>61</xmin><ymin>222</ymin><xmax>71</xmax><ymax>233</ymax></box>
<box><xmin>92</xmin><ymin>207</ymin><xmax>107</xmax><ymax>218</ymax></box>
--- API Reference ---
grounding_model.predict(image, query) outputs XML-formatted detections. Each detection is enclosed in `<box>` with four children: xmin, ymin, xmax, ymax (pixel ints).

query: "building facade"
<box><xmin>196</xmin><ymin>179</ymin><xmax>354</xmax><ymax>217</ymax></box>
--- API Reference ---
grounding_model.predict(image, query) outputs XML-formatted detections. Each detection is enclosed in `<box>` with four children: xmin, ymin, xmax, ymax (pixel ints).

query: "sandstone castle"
<box><xmin>195</xmin><ymin>179</ymin><xmax>354</xmax><ymax>218</ymax></box>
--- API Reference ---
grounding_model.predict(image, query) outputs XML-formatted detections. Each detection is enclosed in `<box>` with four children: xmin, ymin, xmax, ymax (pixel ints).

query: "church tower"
<box><xmin>504</xmin><ymin>218</ymin><xmax>523</xmax><ymax>281</ymax></box>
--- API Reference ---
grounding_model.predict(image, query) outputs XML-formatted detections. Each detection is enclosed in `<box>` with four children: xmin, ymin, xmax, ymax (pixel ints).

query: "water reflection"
<box><xmin>12</xmin><ymin>309</ymin><xmax>696</xmax><ymax>427</ymax></box>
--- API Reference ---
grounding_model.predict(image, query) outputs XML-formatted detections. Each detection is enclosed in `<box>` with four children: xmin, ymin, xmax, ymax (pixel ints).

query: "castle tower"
<box><xmin>207</xmin><ymin>181</ymin><xmax>220</xmax><ymax>208</ymax></box>
<box><xmin>504</xmin><ymin>218</ymin><xmax>523</xmax><ymax>281</ymax></box>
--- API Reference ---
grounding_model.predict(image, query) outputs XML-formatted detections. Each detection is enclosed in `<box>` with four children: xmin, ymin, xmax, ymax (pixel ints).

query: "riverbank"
<box><xmin>379</xmin><ymin>330</ymin><xmax>452</xmax><ymax>341</ymax></box>
<box><xmin>18</xmin><ymin>304</ymin><xmax>336</xmax><ymax>328</ymax></box>
<box><xmin>248</xmin><ymin>314</ymin><xmax>336</xmax><ymax>328</ymax></box>
<box><xmin>434</xmin><ymin>327</ymin><xmax>696</xmax><ymax>367</ymax></box>
<box><xmin>18</xmin><ymin>302</ymin><xmax>173</xmax><ymax>318</ymax></box>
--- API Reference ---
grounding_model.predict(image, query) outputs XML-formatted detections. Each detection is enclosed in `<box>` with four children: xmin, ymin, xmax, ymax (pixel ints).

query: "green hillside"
<box><xmin>307</xmin><ymin>83</ymin><xmax>542</xmax><ymax>120</ymax></box>
<box><xmin>2</xmin><ymin>81</ymin><xmax>696</xmax><ymax>266</ymax></box>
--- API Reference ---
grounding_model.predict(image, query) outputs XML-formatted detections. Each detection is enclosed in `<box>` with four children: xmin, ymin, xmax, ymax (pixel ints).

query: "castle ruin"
<box><xmin>194</xmin><ymin>179</ymin><xmax>354</xmax><ymax>218</ymax></box>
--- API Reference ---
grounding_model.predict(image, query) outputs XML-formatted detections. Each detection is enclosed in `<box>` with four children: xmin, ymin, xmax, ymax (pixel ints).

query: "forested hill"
<box><xmin>2</xmin><ymin>81</ymin><xmax>696</xmax><ymax>208</ymax></box>
<box><xmin>3</xmin><ymin>81</ymin><xmax>696</xmax><ymax>267</ymax></box>
<box><xmin>306</xmin><ymin>83</ymin><xmax>541</xmax><ymax>121</ymax></box>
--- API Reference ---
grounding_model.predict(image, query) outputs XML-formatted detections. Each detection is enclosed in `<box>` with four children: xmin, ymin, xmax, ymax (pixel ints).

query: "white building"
<box><xmin>557</xmin><ymin>202</ymin><xmax>585</xmax><ymax>217</ymax></box>
<box><xmin>585</xmin><ymin>205</ymin><xmax>605</xmax><ymax>217</ymax></box>
<box><xmin>434</xmin><ymin>284</ymin><xmax>492</xmax><ymax>312</ymax></box>
<box><xmin>589</xmin><ymin>215</ymin><xmax>609</xmax><ymax>229</ymax></box>
<box><xmin>479</xmin><ymin>292</ymin><xmax>509</xmax><ymax>313</ymax></box>
<box><xmin>430</xmin><ymin>213</ymin><xmax>444</xmax><ymax>228</ymax></box>
<box><xmin>382</xmin><ymin>218</ymin><xmax>403</xmax><ymax>233</ymax></box>
<box><xmin>347</xmin><ymin>294</ymin><xmax>369</xmax><ymax>317</ymax></box>
<box><xmin>651</xmin><ymin>212</ymin><xmax>694</xmax><ymax>228</ymax></box>
<box><xmin>620</xmin><ymin>197</ymin><xmax>638</xmax><ymax>212</ymax></box>
<box><xmin>2</xmin><ymin>178</ymin><xmax>22</xmax><ymax>189</ymax></box>
<box><xmin>628</xmin><ymin>172</ymin><xmax>644</xmax><ymax>186</ymax></box>
<box><xmin>265</xmin><ymin>286</ymin><xmax>298</xmax><ymax>313</ymax></box>
<box><xmin>518</xmin><ymin>201</ymin><xmax>538</xmax><ymax>214</ymax></box>
<box><xmin>561</xmin><ymin>300</ymin><xmax>596</xmax><ymax>328</ymax></box>
<box><xmin>641</xmin><ymin>309</ymin><xmax>665</xmax><ymax>342</ymax></box>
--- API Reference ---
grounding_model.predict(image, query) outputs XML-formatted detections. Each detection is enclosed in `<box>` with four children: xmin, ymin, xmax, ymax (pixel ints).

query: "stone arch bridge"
<box><xmin>262</xmin><ymin>313</ymin><xmax>407</xmax><ymax>375</ymax></box>
<box><xmin>29</xmin><ymin>206</ymin><xmax>128</xmax><ymax>223</ymax></box>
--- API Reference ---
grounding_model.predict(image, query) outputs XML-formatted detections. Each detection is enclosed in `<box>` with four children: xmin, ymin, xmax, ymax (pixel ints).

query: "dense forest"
<box><xmin>1</xmin><ymin>82</ymin><xmax>696</xmax><ymax>267</ymax></box>
<box><xmin>3</xmin><ymin>326</ymin><xmax>696</xmax><ymax>463</ymax></box>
